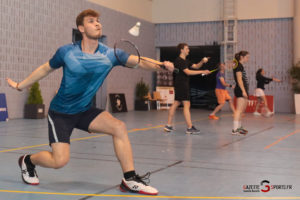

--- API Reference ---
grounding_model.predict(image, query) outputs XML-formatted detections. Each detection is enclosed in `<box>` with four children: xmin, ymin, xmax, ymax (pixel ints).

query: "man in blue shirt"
<box><xmin>7</xmin><ymin>9</ymin><xmax>174</xmax><ymax>195</ymax></box>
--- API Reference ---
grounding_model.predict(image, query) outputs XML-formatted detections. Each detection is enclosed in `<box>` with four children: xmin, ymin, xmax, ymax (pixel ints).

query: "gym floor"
<box><xmin>0</xmin><ymin>109</ymin><xmax>299</xmax><ymax>200</ymax></box>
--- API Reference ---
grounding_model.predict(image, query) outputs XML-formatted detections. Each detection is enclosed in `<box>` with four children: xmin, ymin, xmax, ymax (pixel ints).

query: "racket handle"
<box><xmin>140</xmin><ymin>57</ymin><xmax>179</xmax><ymax>73</ymax></box>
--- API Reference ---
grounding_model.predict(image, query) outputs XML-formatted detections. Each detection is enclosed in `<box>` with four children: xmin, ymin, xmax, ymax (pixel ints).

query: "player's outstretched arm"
<box><xmin>6</xmin><ymin>62</ymin><xmax>55</xmax><ymax>91</ymax></box>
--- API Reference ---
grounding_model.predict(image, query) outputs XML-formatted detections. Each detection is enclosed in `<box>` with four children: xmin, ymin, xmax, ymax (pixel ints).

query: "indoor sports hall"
<box><xmin>0</xmin><ymin>0</ymin><xmax>300</xmax><ymax>199</ymax></box>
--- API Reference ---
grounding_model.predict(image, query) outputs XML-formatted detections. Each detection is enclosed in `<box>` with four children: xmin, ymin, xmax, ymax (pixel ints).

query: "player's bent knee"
<box><xmin>113</xmin><ymin>120</ymin><xmax>127</xmax><ymax>133</ymax></box>
<box><xmin>53</xmin><ymin>157</ymin><xmax>69</xmax><ymax>169</ymax></box>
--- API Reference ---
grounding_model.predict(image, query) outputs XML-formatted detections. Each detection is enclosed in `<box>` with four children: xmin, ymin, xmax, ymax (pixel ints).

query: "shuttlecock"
<box><xmin>129</xmin><ymin>22</ymin><xmax>141</xmax><ymax>37</ymax></box>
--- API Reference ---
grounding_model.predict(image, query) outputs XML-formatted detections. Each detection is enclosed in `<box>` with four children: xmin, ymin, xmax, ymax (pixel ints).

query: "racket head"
<box><xmin>114</xmin><ymin>39</ymin><xmax>140</xmax><ymax>68</ymax></box>
<box><xmin>233</xmin><ymin>58</ymin><xmax>238</xmax><ymax>69</ymax></box>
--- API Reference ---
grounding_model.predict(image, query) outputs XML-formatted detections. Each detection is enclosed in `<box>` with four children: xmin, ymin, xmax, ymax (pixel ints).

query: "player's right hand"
<box><xmin>203</xmin><ymin>70</ymin><xmax>210</xmax><ymax>75</ymax></box>
<box><xmin>6</xmin><ymin>78</ymin><xmax>20</xmax><ymax>91</ymax></box>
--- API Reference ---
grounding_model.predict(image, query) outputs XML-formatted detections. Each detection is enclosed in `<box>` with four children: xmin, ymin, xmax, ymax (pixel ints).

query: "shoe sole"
<box><xmin>186</xmin><ymin>131</ymin><xmax>201</xmax><ymax>134</ymax></box>
<box><xmin>239</xmin><ymin>129</ymin><xmax>248</xmax><ymax>134</ymax></box>
<box><xmin>18</xmin><ymin>155</ymin><xmax>39</xmax><ymax>185</ymax></box>
<box><xmin>232</xmin><ymin>131</ymin><xmax>248</xmax><ymax>136</ymax></box>
<box><xmin>164</xmin><ymin>128</ymin><xmax>172</xmax><ymax>132</ymax></box>
<box><xmin>120</xmin><ymin>181</ymin><xmax>158</xmax><ymax>195</ymax></box>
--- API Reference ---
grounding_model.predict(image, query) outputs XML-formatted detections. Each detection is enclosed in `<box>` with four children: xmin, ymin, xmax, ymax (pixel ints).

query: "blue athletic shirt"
<box><xmin>49</xmin><ymin>40</ymin><xmax>129</xmax><ymax>114</ymax></box>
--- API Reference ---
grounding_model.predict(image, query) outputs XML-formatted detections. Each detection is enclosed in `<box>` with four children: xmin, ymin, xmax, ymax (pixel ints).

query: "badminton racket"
<box><xmin>114</xmin><ymin>39</ymin><xmax>179</xmax><ymax>73</ymax></box>
<box><xmin>201</xmin><ymin>67</ymin><xmax>219</xmax><ymax>76</ymax></box>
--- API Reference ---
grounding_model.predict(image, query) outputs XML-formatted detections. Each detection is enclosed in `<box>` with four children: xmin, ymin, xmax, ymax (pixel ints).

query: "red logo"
<box><xmin>261</xmin><ymin>180</ymin><xmax>271</xmax><ymax>192</ymax></box>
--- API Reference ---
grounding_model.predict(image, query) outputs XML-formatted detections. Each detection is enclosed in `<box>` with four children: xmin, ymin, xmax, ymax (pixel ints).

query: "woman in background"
<box><xmin>253</xmin><ymin>68</ymin><xmax>281</xmax><ymax>116</ymax></box>
<box><xmin>232</xmin><ymin>51</ymin><xmax>249</xmax><ymax>135</ymax></box>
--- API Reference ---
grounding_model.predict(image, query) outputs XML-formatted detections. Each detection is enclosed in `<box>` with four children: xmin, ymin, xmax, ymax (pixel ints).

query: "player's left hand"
<box><xmin>202</xmin><ymin>57</ymin><xmax>210</xmax><ymax>63</ymax></box>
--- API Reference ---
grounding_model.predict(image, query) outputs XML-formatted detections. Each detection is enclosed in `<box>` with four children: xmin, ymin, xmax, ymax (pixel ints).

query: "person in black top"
<box><xmin>253</xmin><ymin>68</ymin><xmax>281</xmax><ymax>116</ymax></box>
<box><xmin>232</xmin><ymin>51</ymin><xmax>249</xmax><ymax>135</ymax></box>
<box><xmin>164</xmin><ymin>43</ymin><xmax>210</xmax><ymax>134</ymax></box>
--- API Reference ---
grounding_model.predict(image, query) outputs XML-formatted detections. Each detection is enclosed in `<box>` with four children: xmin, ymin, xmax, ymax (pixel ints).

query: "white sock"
<box><xmin>238</xmin><ymin>121</ymin><xmax>241</xmax><ymax>128</ymax></box>
<box><xmin>233</xmin><ymin>121</ymin><xmax>239</xmax><ymax>130</ymax></box>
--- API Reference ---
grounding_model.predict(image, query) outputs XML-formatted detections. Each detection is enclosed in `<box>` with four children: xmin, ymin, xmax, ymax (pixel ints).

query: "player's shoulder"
<box><xmin>234</xmin><ymin>62</ymin><xmax>243</xmax><ymax>71</ymax></box>
<box><xmin>98</xmin><ymin>42</ymin><xmax>111</xmax><ymax>54</ymax></box>
<box><xmin>56</xmin><ymin>42</ymin><xmax>78</xmax><ymax>54</ymax></box>
<box><xmin>217</xmin><ymin>71</ymin><xmax>223</xmax><ymax>76</ymax></box>
<box><xmin>174</xmin><ymin>57</ymin><xmax>185</xmax><ymax>64</ymax></box>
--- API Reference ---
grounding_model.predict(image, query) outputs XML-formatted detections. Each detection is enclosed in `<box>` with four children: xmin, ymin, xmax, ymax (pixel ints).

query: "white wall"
<box><xmin>294</xmin><ymin>0</ymin><xmax>300</xmax><ymax>64</ymax></box>
<box><xmin>152</xmin><ymin>0</ymin><xmax>222</xmax><ymax>23</ymax></box>
<box><xmin>86</xmin><ymin>0</ymin><xmax>294</xmax><ymax>23</ymax></box>
<box><xmin>152</xmin><ymin>0</ymin><xmax>293</xmax><ymax>23</ymax></box>
<box><xmin>237</xmin><ymin>0</ymin><xmax>293</xmax><ymax>20</ymax></box>
<box><xmin>86</xmin><ymin>0</ymin><xmax>153</xmax><ymax>22</ymax></box>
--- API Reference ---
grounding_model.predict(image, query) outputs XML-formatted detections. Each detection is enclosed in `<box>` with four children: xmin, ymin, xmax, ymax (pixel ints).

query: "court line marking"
<box><xmin>0</xmin><ymin>115</ymin><xmax>213</xmax><ymax>153</ymax></box>
<box><xmin>264</xmin><ymin>129</ymin><xmax>300</xmax><ymax>149</ymax></box>
<box><xmin>0</xmin><ymin>135</ymin><xmax>106</xmax><ymax>153</ymax></box>
<box><xmin>0</xmin><ymin>125</ymin><xmax>166</xmax><ymax>153</ymax></box>
<box><xmin>0</xmin><ymin>115</ymin><xmax>298</xmax><ymax>198</ymax></box>
<box><xmin>0</xmin><ymin>190</ymin><xmax>300</xmax><ymax>199</ymax></box>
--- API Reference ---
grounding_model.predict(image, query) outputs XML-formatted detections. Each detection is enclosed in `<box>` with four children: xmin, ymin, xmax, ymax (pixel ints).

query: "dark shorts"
<box><xmin>174</xmin><ymin>84</ymin><xmax>190</xmax><ymax>101</ymax></box>
<box><xmin>47</xmin><ymin>107</ymin><xmax>103</xmax><ymax>145</ymax></box>
<box><xmin>234</xmin><ymin>87</ymin><xmax>249</xmax><ymax>98</ymax></box>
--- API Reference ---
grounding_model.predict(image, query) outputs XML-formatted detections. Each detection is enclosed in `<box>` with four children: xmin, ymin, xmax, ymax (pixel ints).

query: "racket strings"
<box><xmin>114</xmin><ymin>40</ymin><xmax>140</xmax><ymax>68</ymax></box>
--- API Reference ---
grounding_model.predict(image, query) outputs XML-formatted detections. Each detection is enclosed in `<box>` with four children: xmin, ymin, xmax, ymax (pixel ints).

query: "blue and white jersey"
<box><xmin>49</xmin><ymin>40</ymin><xmax>129</xmax><ymax>114</ymax></box>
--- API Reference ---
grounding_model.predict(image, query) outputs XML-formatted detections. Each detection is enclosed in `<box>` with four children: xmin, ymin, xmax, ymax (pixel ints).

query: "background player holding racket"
<box><xmin>208</xmin><ymin>63</ymin><xmax>235</xmax><ymax>120</ymax></box>
<box><xmin>6</xmin><ymin>9</ymin><xmax>174</xmax><ymax>195</ymax></box>
<box><xmin>164</xmin><ymin>43</ymin><xmax>210</xmax><ymax>134</ymax></box>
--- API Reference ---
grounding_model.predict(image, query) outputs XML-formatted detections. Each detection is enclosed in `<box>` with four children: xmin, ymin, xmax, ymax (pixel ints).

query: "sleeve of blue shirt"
<box><xmin>112</xmin><ymin>48</ymin><xmax>130</xmax><ymax>66</ymax></box>
<box><xmin>49</xmin><ymin>46</ymin><xmax>68</xmax><ymax>69</ymax></box>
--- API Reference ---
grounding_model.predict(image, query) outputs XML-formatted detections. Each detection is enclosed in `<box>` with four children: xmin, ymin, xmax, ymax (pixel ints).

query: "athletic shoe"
<box><xmin>264</xmin><ymin>111</ymin><xmax>274</xmax><ymax>117</ymax></box>
<box><xmin>209</xmin><ymin>115</ymin><xmax>219</xmax><ymax>120</ymax></box>
<box><xmin>232</xmin><ymin>127</ymin><xmax>248</xmax><ymax>135</ymax></box>
<box><xmin>120</xmin><ymin>173</ymin><xmax>158</xmax><ymax>195</ymax></box>
<box><xmin>186</xmin><ymin>126</ymin><xmax>200</xmax><ymax>134</ymax></box>
<box><xmin>253</xmin><ymin>111</ymin><xmax>261</xmax><ymax>116</ymax></box>
<box><xmin>232</xmin><ymin>129</ymin><xmax>241</xmax><ymax>135</ymax></box>
<box><xmin>164</xmin><ymin>125</ymin><xmax>174</xmax><ymax>132</ymax></box>
<box><xmin>18</xmin><ymin>155</ymin><xmax>39</xmax><ymax>185</ymax></box>
<box><xmin>237</xmin><ymin>127</ymin><xmax>248</xmax><ymax>135</ymax></box>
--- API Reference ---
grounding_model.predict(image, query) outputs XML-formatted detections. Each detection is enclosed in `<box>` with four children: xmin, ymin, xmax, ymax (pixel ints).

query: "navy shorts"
<box><xmin>47</xmin><ymin>107</ymin><xmax>103</xmax><ymax>145</ymax></box>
